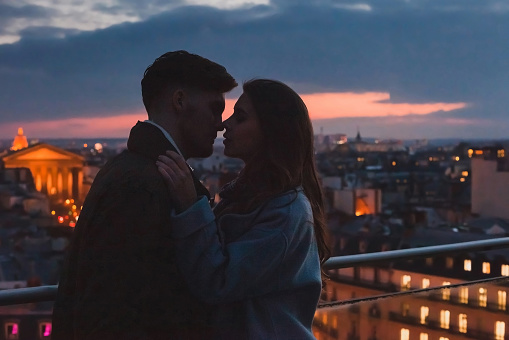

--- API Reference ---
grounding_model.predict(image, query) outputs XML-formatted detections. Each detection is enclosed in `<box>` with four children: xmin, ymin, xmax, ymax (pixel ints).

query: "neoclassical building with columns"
<box><xmin>1</xmin><ymin>143</ymin><xmax>85</xmax><ymax>202</ymax></box>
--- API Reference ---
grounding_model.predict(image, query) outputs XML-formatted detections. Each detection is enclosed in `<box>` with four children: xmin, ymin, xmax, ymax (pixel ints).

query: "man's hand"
<box><xmin>156</xmin><ymin>151</ymin><xmax>197</xmax><ymax>213</ymax></box>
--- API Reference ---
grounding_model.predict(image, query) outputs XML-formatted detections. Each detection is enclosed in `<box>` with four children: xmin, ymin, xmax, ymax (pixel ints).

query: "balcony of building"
<box><xmin>0</xmin><ymin>238</ymin><xmax>507</xmax><ymax>339</ymax></box>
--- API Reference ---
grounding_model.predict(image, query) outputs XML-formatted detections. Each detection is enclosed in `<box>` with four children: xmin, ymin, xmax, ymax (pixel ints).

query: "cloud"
<box><xmin>300</xmin><ymin>92</ymin><xmax>467</xmax><ymax>119</ymax></box>
<box><xmin>0</xmin><ymin>1</ymin><xmax>508</xmax><ymax>139</ymax></box>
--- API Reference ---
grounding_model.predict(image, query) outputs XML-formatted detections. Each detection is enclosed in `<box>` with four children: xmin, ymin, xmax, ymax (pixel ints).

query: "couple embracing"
<box><xmin>52</xmin><ymin>50</ymin><xmax>329</xmax><ymax>340</ymax></box>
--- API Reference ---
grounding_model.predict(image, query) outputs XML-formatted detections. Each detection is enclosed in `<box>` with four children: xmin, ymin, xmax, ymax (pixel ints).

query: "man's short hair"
<box><xmin>141</xmin><ymin>50</ymin><xmax>237</xmax><ymax>111</ymax></box>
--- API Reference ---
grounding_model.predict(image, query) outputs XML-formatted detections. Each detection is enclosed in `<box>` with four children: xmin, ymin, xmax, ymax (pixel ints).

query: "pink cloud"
<box><xmin>0</xmin><ymin>92</ymin><xmax>469</xmax><ymax>139</ymax></box>
<box><xmin>300</xmin><ymin>92</ymin><xmax>468</xmax><ymax>120</ymax></box>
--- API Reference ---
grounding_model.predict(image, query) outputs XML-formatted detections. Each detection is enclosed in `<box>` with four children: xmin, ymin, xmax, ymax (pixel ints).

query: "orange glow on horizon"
<box><xmin>300</xmin><ymin>92</ymin><xmax>467</xmax><ymax>120</ymax></box>
<box><xmin>2</xmin><ymin>92</ymin><xmax>468</xmax><ymax>138</ymax></box>
<box><xmin>224</xmin><ymin>92</ymin><xmax>467</xmax><ymax>120</ymax></box>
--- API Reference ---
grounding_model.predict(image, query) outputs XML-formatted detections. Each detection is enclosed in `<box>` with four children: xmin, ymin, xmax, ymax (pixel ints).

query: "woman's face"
<box><xmin>222</xmin><ymin>93</ymin><xmax>263</xmax><ymax>163</ymax></box>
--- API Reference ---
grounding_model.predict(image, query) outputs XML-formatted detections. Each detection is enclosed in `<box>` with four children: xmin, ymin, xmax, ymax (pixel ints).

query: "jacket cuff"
<box><xmin>170</xmin><ymin>196</ymin><xmax>215</xmax><ymax>238</ymax></box>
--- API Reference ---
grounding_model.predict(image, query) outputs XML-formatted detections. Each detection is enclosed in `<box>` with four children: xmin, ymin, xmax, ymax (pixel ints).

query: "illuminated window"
<box><xmin>322</xmin><ymin>313</ymin><xmax>327</xmax><ymax>324</ymax></box>
<box><xmin>458</xmin><ymin>314</ymin><xmax>467</xmax><ymax>333</ymax></box>
<box><xmin>4</xmin><ymin>322</ymin><xmax>19</xmax><ymax>340</ymax></box>
<box><xmin>483</xmin><ymin>262</ymin><xmax>491</xmax><ymax>274</ymax></box>
<box><xmin>439</xmin><ymin>338</ymin><xmax>449</xmax><ymax>340</ymax></box>
<box><xmin>498</xmin><ymin>149</ymin><xmax>505</xmax><ymax>158</ymax></box>
<box><xmin>425</xmin><ymin>258</ymin><xmax>433</xmax><ymax>266</ymax></box>
<box><xmin>440</xmin><ymin>310</ymin><xmax>450</xmax><ymax>329</ymax></box>
<box><xmin>442</xmin><ymin>282</ymin><xmax>451</xmax><ymax>300</ymax></box>
<box><xmin>479</xmin><ymin>288</ymin><xmax>487</xmax><ymax>307</ymax></box>
<box><xmin>401</xmin><ymin>275</ymin><xmax>411</xmax><ymax>290</ymax></box>
<box><xmin>468</xmin><ymin>149</ymin><xmax>473</xmax><ymax>158</ymax></box>
<box><xmin>464</xmin><ymin>259</ymin><xmax>472</xmax><ymax>271</ymax></box>
<box><xmin>459</xmin><ymin>287</ymin><xmax>469</xmax><ymax>304</ymax></box>
<box><xmin>495</xmin><ymin>321</ymin><xmax>505</xmax><ymax>340</ymax></box>
<box><xmin>39</xmin><ymin>321</ymin><xmax>52</xmax><ymax>338</ymax></box>
<box><xmin>420</xmin><ymin>333</ymin><xmax>428</xmax><ymax>340</ymax></box>
<box><xmin>422</xmin><ymin>278</ymin><xmax>430</xmax><ymax>289</ymax></box>
<box><xmin>420</xmin><ymin>306</ymin><xmax>429</xmax><ymax>324</ymax></box>
<box><xmin>400</xmin><ymin>328</ymin><xmax>410</xmax><ymax>340</ymax></box>
<box><xmin>498</xmin><ymin>291</ymin><xmax>507</xmax><ymax>311</ymax></box>
<box><xmin>446</xmin><ymin>257</ymin><xmax>453</xmax><ymax>268</ymax></box>
<box><xmin>461</xmin><ymin>171</ymin><xmax>469</xmax><ymax>177</ymax></box>
<box><xmin>502</xmin><ymin>264</ymin><xmax>509</xmax><ymax>276</ymax></box>
<box><xmin>332</xmin><ymin>315</ymin><xmax>338</xmax><ymax>329</ymax></box>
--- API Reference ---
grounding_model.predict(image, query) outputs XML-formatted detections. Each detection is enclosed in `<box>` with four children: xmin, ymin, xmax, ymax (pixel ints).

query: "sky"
<box><xmin>0</xmin><ymin>0</ymin><xmax>508</xmax><ymax>140</ymax></box>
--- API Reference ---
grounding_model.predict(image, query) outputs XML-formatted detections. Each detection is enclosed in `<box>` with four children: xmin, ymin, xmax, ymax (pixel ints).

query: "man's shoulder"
<box><xmin>91</xmin><ymin>150</ymin><xmax>164</xmax><ymax>191</ymax></box>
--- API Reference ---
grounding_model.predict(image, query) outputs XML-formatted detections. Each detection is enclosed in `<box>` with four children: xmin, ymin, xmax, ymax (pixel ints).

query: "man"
<box><xmin>52</xmin><ymin>51</ymin><xmax>237</xmax><ymax>339</ymax></box>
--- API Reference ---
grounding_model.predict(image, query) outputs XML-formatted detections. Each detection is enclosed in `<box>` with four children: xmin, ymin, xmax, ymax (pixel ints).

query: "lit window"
<box><xmin>422</xmin><ymin>278</ymin><xmax>430</xmax><ymax>289</ymax></box>
<box><xmin>498</xmin><ymin>291</ymin><xmax>507</xmax><ymax>311</ymax></box>
<box><xmin>446</xmin><ymin>257</ymin><xmax>453</xmax><ymax>269</ymax></box>
<box><xmin>401</xmin><ymin>328</ymin><xmax>410</xmax><ymax>340</ymax></box>
<box><xmin>420</xmin><ymin>333</ymin><xmax>428</xmax><ymax>340</ymax></box>
<box><xmin>461</xmin><ymin>171</ymin><xmax>469</xmax><ymax>177</ymax></box>
<box><xmin>401</xmin><ymin>275</ymin><xmax>411</xmax><ymax>290</ymax></box>
<box><xmin>39</xmin><ymin>322</ymin><xmax>51</xmax><ymax>338</ymax></box>
<box><xmin>332</xmin><ymin>315</ymin><xmax>338</xmax><ymax>329</ymax></box>
<box><xmin>442</xmin><ymin>282</ymin><xmax>451</xmax><ymax>300</ymax></box>
<box><xmin>483</xmin><ymin>262</ymin><xmax>491</xmax><ymax>274</ymax></box>
<box><xmin>495</xmin><ymin>321</ymin><xmax>505</xmax><ymax>340</ymax></box>
<box><xmin>498</xmin><ymin>149</ymin><xmax>505</xmax><ymax>158</ymax></box>
<box><xmin>322</xmin><ymin>313</ymin><xmax>327</xmax><ymax>324</ymax></box>
<box><xmin>464</xmin><ymin>259</ymin><xmax>472</xmax><ymax>271</ymax></box>
<box><xmin>440</xmin><ymin>310</ymin><xmax>450</xmax><ymax>329</ymax></box>
<box><xmin>502</xmin><ymin>264</ymin><xmax>509</xmax><ymax>276</ymax></box>
<box><xmin>420</xmin><ymin>306</ymin><xmax>429</xmax><ymax>324</ymax></box>
<box><xmin>479</xmin><ymin>288</ymin><xmax>487</xmax><ymax>307</ymax></box>
<box><xmin>439</xmin><ymin>338</ymin><xmax>449</xmax><ymax>340</ymax></box>
<box><xmin>458</xmin><ymin>314</ymin><xmax>467</xmax><ymax>333</ymax></box>
<box><xmin>459</xmin><ymin>287</ymin><xmax>469</xmax><ymax>304</ymax></box>
<box><xmin>4</xmin><ymin>322</ymin><xmax>19</xmax><ymax>340</ymax></box>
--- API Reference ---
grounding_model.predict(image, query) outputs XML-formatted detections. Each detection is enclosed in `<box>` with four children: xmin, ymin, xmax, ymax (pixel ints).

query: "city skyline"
<box><xmin>1</xmin><ymin>0</ymin><xmax>509</xmax><ymax>139</ymax></box>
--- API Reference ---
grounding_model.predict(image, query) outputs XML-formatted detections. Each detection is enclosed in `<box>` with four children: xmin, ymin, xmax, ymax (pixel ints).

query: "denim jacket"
<box><xmin>171</xmin><ymin>187</ymin><xmax>321</xmax><ymax>339</ymax></box>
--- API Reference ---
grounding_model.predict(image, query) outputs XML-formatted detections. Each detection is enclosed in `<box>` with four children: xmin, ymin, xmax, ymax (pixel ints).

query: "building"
<box><xmin>314</xmin><ymin>228</ymin><xmax>509</xmax><ymax>340</ymax></box>
<box><xmin>471</xmin><ymin>157</ymin><xmax>509</xmax><ymax>220</ymax></box>
<box><xmin>1</xmin><ymin>144</ymin><xmax>85</xmax><ymax>202</ymax></box>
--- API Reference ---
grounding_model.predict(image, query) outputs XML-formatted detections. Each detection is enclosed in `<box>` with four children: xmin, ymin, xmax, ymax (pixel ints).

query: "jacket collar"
<box><xmin>127</xmin><ymin>121</ymin><xmax>211</xmax><ymax>200</ymax></box>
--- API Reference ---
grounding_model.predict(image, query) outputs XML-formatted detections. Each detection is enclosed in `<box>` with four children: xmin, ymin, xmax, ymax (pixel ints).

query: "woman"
<box><xmin>157</xmin><ymin>79</ymin><xmax>329</xmax><ymax>339</ymax></box>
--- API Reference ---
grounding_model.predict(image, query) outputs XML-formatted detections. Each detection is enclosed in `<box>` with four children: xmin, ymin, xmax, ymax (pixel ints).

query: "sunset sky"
<box><xmin>1</xmin><ymin>0</ymin><xmax>508</xmax><ymax>140</ymax></box>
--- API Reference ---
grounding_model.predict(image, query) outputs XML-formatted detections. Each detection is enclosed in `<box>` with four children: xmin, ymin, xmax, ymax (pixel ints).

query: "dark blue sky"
<box><xmin>0</xmin><ymin>0</ymin><xmax>508</xmax><ymax>139</ymax></box>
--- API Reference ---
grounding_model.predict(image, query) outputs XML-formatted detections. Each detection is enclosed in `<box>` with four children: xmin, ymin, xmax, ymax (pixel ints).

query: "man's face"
<box><xmin>178</xmin><ymin>89</ymin><xmax>225</xmax><ymax>159</ymax></box>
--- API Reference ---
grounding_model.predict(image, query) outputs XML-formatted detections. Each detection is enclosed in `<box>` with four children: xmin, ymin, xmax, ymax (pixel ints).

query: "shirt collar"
<box><xmin>143</xmin><ymin>120</ymin><xmax>184</xmax><ymax>157</ymax></box>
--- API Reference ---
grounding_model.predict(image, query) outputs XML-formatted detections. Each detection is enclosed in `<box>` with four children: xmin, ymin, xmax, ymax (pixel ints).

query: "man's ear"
<box><xmin>172</xmin><ymin>89</ymin><xmax>185</xmax><ymax>111</ymax></box>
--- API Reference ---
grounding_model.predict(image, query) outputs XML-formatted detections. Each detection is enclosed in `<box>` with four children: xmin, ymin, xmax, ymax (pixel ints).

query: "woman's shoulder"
<box><xmin>264</xmin><ymin>187</ymin><xmax>311</xmax><ymax>215</ymax></box>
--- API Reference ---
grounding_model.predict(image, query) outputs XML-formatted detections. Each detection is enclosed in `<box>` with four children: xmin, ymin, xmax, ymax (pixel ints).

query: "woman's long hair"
<box><xmin>220</xmin><ymin>79</ymin><xmax>330</xmax><ymax>276</ymax></box>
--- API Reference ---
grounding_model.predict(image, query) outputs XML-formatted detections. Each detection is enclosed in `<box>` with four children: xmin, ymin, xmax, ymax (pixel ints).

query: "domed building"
<box><xmin>11</xmin><ymin>127</ymin><xmax>28</xmax><ymax>151</ymax></box>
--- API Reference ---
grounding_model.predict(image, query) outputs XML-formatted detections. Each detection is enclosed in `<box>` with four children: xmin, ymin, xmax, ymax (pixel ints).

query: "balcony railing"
<box><xmin>0</xmin><ymin>237</ymin><xmax>508</xmax><ymax>339</ymax></box>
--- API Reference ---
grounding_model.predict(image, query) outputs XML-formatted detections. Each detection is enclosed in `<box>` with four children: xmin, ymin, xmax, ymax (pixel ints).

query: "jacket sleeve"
<box><xmin>170</xmin><ymin>196</ymin><xmax>292</xmax><ymax>304</ymax></box>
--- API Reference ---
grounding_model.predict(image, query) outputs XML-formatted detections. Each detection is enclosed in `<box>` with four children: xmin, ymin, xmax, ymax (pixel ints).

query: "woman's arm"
<box><xmin>170</xmin><ymin>196</ymin><xmax>292</xmax><ymax>304</ymax></box>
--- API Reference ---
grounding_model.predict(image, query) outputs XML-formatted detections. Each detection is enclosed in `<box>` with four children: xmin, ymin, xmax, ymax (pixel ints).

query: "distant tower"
<box><xmin>355</xmin><ymin>126</ymin><xmax>362</xmax><ymax>142</ymax></box>
<box><xmin>11</xmin><ymin>127</ymin><xmax>28</xmax><ymax>151</ymax></box>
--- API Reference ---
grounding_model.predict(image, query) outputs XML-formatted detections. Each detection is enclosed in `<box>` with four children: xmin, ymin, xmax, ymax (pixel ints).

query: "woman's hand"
<box><xmin>156</xmin><ymin>151</ymin><xmax>197</xmax><ymax>213</ymax></box>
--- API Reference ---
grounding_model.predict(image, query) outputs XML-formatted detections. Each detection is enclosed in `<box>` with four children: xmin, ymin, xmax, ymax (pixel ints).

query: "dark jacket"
<box><xmin>52</xmin><ymin>121</ymin><xmax>212</xmax><ymax>340</ymax></box>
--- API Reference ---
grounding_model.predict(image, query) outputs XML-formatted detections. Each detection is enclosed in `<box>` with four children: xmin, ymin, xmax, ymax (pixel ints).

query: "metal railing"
<box><xmin>0</xmin><ymin>237</ymin><xmax>508</xmax><ymax>306</ymax></box>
